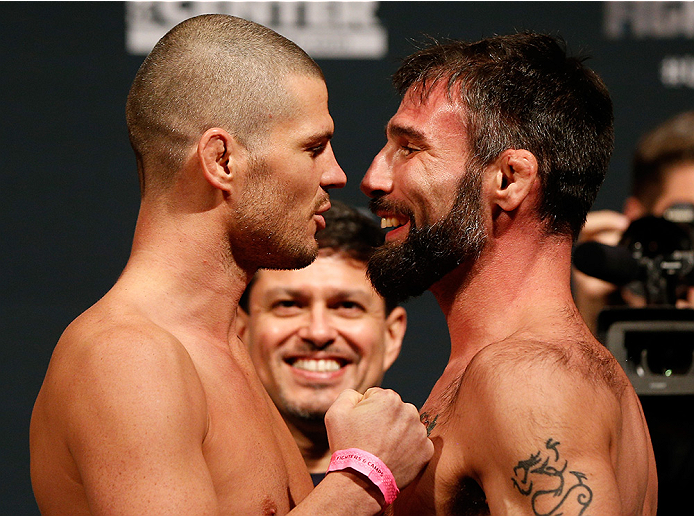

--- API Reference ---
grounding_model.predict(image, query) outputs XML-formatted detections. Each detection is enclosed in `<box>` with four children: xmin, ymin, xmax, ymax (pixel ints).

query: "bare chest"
<box><xmin>198</xmin><ymin>356</ymin><xmax>312</xmax><ymax>514</ymax></box>
<box><xmin>390</xmin><ymin>371</ymin><xmax>489</xmax><ymax>516</ymax></box>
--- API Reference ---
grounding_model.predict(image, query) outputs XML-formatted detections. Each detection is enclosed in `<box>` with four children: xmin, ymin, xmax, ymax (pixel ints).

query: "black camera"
<box><xmin>573</xmin><ymin>203</ymin><xmax>694</xmax><ymax>395</ymax></box>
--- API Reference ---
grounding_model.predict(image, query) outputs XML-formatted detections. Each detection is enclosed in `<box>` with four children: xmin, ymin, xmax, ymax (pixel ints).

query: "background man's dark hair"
<box><xmin>631</xmin><ymin>111</ymin><xmax>694</xmax><ymax>212</ymax></box>
<box><xmin>393</xmin><ymin>32</ymin><xmax>614</xmax><ymax>240</ymax></box>
<box><xmin>239</xmin><ymin>200</ymin><xmax>398</xmax><ymax>314</ymax></box>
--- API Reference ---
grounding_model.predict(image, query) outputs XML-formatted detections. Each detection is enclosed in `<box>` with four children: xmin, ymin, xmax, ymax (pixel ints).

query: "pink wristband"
<box><xmin>327</xmin><ymin>448</ymin><xmax>400</xmax><ymax>506</ymax></box>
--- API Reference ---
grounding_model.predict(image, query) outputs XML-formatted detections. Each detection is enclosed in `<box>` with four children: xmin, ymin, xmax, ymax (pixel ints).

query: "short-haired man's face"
<box><xmin>231</xmin><ymin>75</ymin><xmax>347</xmax><ymax>271</ymax></box>
<box><xmin>239</xmin><ymin>253</ymin><xmax>405</xmax><ymax>422</ymax></box>
<box><xmin>625</xmin><ymin>162</ymin><xmax>694</xmax><ymax>308</ymax></box>
<box><xmin>650</xmin><ymin>163</ymin><xmax>694</xmax><ymax>216</ymax></box>
<box><xmin>361</xmin><ymin>84</ymin><xmax>487</xmax><ymax>301</ymax></box>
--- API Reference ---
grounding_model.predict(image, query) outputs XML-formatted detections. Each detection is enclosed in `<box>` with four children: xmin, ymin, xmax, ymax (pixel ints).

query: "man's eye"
<box><xmin>309</xmin><ymin>144</ymin><xmax>326</xmax><ymax>157</ymax></box>
<box><xmin>271</xmin><ymin>300</ymin><xmax>301</xmax><ymax>314</ymax></box>
<box><xmin>334</xmin><ymin>301</ymin><xmax>365</xmax><ymax>315</ymax></box>
<box><xmin>400</xmin><ymin>144</ymin><xmax>419</xmax><ymax>156</ymax></box>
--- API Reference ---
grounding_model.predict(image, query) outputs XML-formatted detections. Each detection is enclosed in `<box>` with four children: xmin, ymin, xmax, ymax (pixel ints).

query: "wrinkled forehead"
<box><xmin>388</xmin><ymin>83</ymin><xmax>467</xmax><ymax>143</ymax></box>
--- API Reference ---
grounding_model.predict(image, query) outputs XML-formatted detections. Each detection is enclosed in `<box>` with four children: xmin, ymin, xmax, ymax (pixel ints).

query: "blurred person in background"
<box><xmin>573</xmin><ymin>111</ymin><xmax>694</xmax><ymax>515</ymax></box>
<box><xmin>573</xmin><ymin>111</ymin><xmax>694</xmax><ymax>334</ymax></box>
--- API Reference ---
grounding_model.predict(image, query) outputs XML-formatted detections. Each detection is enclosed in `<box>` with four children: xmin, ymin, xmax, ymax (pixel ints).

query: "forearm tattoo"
<box><xmin>511</xmin><ymin>438</ymin><xmax>593</xmax><ymax>516</ymax></box>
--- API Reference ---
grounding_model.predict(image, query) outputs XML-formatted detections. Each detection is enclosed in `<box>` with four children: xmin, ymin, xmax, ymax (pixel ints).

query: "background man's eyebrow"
<box><xmin>262</xmin><ymin>287</ymin><xmax>305</xmax><ymax>301</ymax></box>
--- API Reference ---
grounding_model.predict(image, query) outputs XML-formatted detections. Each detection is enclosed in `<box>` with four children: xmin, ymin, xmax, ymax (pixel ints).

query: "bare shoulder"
<box><xmin>453</xmin><ymin>338</ymin><xmax>629</xmax><ymax>449</ymax></box>
<box><xmin>29</xmin><ymin>296</ymin><xmax>216</xmax><ymax>513</ymax></box>
<box><xmin>54</xmin><ymin>298</ymin><xmax>199</xmax><ymax>384</ymax></box>
<box><xmin>34</xmin><ymin>297</ymin><xmax>208</xmax><ymax>442</ymax></box>
<box><xmin>465</xmin><ymin>337</ymin><xmax>629</xmax><ymax>404</ymax></box>
<box><xmin>440</xmin><ymin>339</ymin><xmax>655</xmax><ymax>515</ymax></box>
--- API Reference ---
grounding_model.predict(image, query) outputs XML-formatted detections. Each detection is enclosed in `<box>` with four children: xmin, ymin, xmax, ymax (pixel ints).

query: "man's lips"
<box><xmin>314</xmin><ymin>200</ymin><xmax>331</xmax><ymax>231</ymax></box>
<box><xmin>314</xmin><ymin>213</ymin><xmax>327</xmax><ymax>232</ymax></box>
<box><xmin>377</xmin><ymin>212</ymin><xmax>410</xmax><ymax>241</ymax></box>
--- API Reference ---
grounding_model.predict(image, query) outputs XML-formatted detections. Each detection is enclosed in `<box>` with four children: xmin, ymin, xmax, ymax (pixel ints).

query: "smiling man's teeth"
<box><xmin>293</xmin><ymin>359</ymin><xmax>341</xmax><ymax>372</ymax></box>
<box><xmin>381</xmin><ymin>216</ymin><xmax>402</xmax><ymax>229</ymax></box>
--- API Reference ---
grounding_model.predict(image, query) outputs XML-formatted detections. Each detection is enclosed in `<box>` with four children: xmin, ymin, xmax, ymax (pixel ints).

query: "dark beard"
<box><xmin>367</xmin><ymin>170</ymin><xmax>487</xmax><ymax>303</ymax></box>
<box><xmin>276</xmin><ymin>389</ymin><xmax>330</xmax><ymax>433</ymax></box>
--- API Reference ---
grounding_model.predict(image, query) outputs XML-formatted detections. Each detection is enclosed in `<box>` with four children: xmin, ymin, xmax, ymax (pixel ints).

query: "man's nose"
<box><xmin>297</xmin><ymin>307</ymin><xmax>338</xmax><ymax>348</ymax></box>
<box><xmin>321</xmin><ymin>144</ymin><xmax>347</xmax><ymax>190</ymax></box>
<box><xmin>361</xmin><ymin>147</ymin><xmax>392</xmax><ymax>198</ymax></box>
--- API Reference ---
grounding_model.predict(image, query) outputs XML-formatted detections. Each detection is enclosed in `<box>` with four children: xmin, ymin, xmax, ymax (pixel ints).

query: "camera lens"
<box><xmin>625</xmin><ymin>330</ymin><xmax>694</xmax><ymax>376</ymax></box>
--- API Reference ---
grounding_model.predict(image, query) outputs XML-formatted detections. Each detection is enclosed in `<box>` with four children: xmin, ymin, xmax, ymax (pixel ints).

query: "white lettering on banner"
<box><xmin>661</xmin><ymin>55</ymin><xmax>694</xmax><ymax>88</ymax></box>
<box><xmin>604</xmin><ymin>1</ymin><xmax>694</xmax><ymax>39</ymax></box>
<box><xmin>125</xmin><ymin>1</ymin><xmax>387</xmax><ymax>59</ymax></box>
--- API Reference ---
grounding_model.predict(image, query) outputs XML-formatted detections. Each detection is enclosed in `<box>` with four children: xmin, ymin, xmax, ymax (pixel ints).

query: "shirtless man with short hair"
<box><xmin>30</xmin><ymin>14</ymin><xmax>432</xmax><ymax>515</ymax></box>
<box><xmin>361</xmin><ymin>32</ymin><xmax>657</xmax><ymax>515</ymax></box>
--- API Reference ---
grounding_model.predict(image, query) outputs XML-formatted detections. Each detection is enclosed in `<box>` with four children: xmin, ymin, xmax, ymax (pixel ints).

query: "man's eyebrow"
<box><xmin>264</xmin><ymin>287</ymin><xmax>303</xmax><ymax>298</ymax></box>
<box><xmin>386</xmin><ymin>122</ymin><xmax>427</xmax><ymax>143</ymax></box>
<box><xmin>303</xmin><ymin>129</ymin><xmax>334</xmax><ymax>146</ymax></box>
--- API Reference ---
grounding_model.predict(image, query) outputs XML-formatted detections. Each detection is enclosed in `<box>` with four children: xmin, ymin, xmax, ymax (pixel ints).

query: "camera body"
<box><xmin>618</xmin><ymin>203</ymin><xmax>694</xmax><ymax>305</ymax></box>
<box><xmin>598</xmin><ymin>307</ymin><xmax>694</xmax><ymax>395</ymax></box>
<box><xmin>593</xmin><ymin>203</ymin><xmax>694</xmax><ymax>395</ymax></box>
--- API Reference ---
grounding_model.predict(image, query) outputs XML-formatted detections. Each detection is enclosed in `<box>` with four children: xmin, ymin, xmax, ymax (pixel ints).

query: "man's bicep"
<box><xmin>65</xmin><ymin>338</ymin><xmax>216</xmax><ymax>515</ymax></box>
<box><xmin>460</xmin><ymin>348</ymin><xmax>622</xmax><ymax>514</ymax></box>
<box><xmin>484</xmin><ymin>435</ymin><xmax>621</xmax><ymax>515</ymax></box>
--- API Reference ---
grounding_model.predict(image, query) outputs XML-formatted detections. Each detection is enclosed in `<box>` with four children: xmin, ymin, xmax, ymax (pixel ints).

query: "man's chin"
<box><xmin>260</xmin><ymin>244</ymin><xmax>318</xmax><ymax>271</ymax></box>
<box><xmin>282</xmin><ymin>404</ymin><xmax>330</xmax><ymax>425</ymax></box>
<box><xmin>367</xmin><ymin>242</ymin><xmax>441</xmax><ymax>302</ymax></box>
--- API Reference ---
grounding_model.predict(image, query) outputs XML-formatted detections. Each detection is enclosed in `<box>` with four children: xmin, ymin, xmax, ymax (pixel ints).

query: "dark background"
<box><xmin>3</xmin><ymin>2</ymin><xmax>693</xmax><ymax>514</ymax></box>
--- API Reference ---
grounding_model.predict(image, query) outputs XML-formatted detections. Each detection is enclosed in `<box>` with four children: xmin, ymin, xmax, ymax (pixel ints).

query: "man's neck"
<box><xmin>431</xmin><ymin>230</ymin><xmax>587</xmax><ymax>365</ymax></box>
<box><xmin>115</xmin><ymin>200</ymin><xmax>252</xmax><ymax>347</ymax></box>
<box><xmin>283</xmin><ymin>416</ymin><xmax>331</xmax><ymax>474</ymax></box>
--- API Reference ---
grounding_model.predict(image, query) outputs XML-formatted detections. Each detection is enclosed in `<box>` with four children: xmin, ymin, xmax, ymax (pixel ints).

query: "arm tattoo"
<box><xmin>511</xmin><ymin>438</ymin><xmax>593</xmax><ymax>516</ymax></box>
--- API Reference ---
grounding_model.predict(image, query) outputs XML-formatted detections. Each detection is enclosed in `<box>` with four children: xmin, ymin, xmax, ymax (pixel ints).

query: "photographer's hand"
<box><xmin>573</xmin><ymin>210</ymin><xmax>631</xmax><ymax>335</ymax></box>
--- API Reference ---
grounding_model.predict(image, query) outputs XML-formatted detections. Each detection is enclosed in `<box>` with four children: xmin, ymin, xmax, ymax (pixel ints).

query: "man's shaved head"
<box><xmin>126</xmin><ymin>14</ymin><xmax>324</xmax><ymax>195</ymax></box>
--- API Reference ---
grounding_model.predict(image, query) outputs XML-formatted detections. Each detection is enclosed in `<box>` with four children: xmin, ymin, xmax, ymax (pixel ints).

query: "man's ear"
<box><xmin>491</xmin><ymin>149</ymin><xmax>538</xmax><ymax>212</ymax></box>
<box><xmin>197</xmin><ymin>128</ymin><xmax>245</xmax><ymax>193</ymax></box>
<box><xmin>382</xmin><ymin>306</ymin><xmax>406</xmax><ymax>372</ymax></box>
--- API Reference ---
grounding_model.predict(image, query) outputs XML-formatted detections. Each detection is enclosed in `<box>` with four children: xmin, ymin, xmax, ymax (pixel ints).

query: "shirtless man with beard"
<box><xmin>30</xmin><ymin>14</ymin><xmax>432</xmax><ymax>516</ymax></box>
<box><xmin>361</xmin><ymin>32</ymin><xmax>657</xmax><ymax>515</ymax></box>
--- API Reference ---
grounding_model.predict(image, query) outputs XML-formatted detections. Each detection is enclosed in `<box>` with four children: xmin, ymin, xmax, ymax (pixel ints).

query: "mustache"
<box><xmin>368</xmin><ymin>197</ymin><xmax>415</xmax><ymax>221</ymax></box>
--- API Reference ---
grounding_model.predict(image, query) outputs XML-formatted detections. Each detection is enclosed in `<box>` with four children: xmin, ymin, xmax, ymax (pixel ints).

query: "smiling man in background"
<box><xmin>239</xmin><ymin>200</ymin><xmax>407</xmax><ymax>485</ymax></box>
